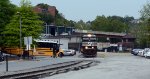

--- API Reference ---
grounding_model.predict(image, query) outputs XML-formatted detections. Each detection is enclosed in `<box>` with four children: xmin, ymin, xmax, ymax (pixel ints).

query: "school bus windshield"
<box><xmin>37</xmin><ymin>42</ymin><xmax>58</xmax><ymax>48</ymax></box>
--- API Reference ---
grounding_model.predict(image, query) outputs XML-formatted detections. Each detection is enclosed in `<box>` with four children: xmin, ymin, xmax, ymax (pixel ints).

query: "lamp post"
<box><xmin>19</xmin><ymin>14</ymin><xmax>22</xmax><ymax>49</ymax></box>
<box><xmin>45</xmin><ymin>23</ymin><xmax>47</xmax><ymax>34</ymax></box>
<box><xmin>78</xmin><ymin>25</ymin><xmax>83</xmax><ymax>53</ymax></box>
<box><xmin>17</xmin><ymin>12</ymin><xmax>22</xmax><ymax>51</ymax></box>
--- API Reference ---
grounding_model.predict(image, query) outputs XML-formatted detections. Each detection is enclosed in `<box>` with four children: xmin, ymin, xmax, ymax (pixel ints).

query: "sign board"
<box><xmin>24</xmin><ymin>36</ymin><xmax>32</xmax><ymax>50</ymax></box>
<box><xmin>24</xmin><ymin>36</ymin><xmax>32</xmax><ymax>45</ymax></box>
<box><xmin>24</xmin><ymin>37</ymin><xmax>27</xmax><ymax>45</ymax></box>
<box><xmin>28</xmin><ymin>36</ymin><xmax>32</xmax><ymax>44</ymax></box>
<box><xmin>110</xmin><ymin>44</ymin><xmax>118</xmax><ymax>47</ymax></box>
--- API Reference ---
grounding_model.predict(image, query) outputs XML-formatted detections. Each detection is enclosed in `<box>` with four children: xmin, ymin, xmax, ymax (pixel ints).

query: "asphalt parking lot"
<box><xmin>44</xmin><ymin>52</ymin><xmax>150</xmax><ymax>79</ymax></box>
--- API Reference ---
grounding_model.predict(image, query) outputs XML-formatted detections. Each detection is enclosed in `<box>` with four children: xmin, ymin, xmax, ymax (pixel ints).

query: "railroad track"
<box><xmin>0</xmin><ymin>60</ymin><xmax>100</xmax><ymax>79</ymax></box>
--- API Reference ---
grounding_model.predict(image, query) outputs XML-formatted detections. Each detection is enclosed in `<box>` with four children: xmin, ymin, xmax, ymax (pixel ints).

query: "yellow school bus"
<box><xmin>1</xmin><ymin>47</ymin><xmax>23</xmax><ymax>57</ymax></box>
<box><xmin>2</xmin><ymin>40</ymin><xmax>64</xmax><ymax>57</ymax></box>
<box><xmin>33</xmin><ymin>40</ymin><xmax>64</xmax><ymax>57</ymax></box>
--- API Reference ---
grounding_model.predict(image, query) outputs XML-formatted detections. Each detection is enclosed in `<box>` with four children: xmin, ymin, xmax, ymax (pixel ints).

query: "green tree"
<box><xmin>38</xmin><ymin>13</ymin><xmax>54</xmax><ymax>25</ymax></box>
<box><xmin>35</xmin><ymin>3</ymin><xmax>75</xmax><ymax>27</ymax></box>
<box><xmin>37</xmin><ymin>3</ymin><xmax>49</xmax><ymax>9</ymax></box>
<box><xmin>137</xmin><ymin>2</ymin><xmax>150</xmax><ymax>47</ymax></box>
<box><xmin>147</xmin><ymin>19</ymin><xmax>150</xmax><ymax>47</ymax></box>
<box><xmin>75</xmin><ymin>20</ymin><xmax>88</xmax><ymax>30</ymax></box>
<box><xmin>110</xmin><ymin>19</ymin><xmax>127</xmax><ymax>32</ymax></box>
<box><xmin>91</xmin><ymin>16</ymin><xmax>109</xmax><ymax>31</ymax></box>
<box><xmin>108</xmin><ymin>16</ymin><xmax>124</xmax><ymax>22</ymax></box>
<box><xmin>2</xmin><ymin>0</ymin><xmax>43</xmax><ymax>47</ymax></box>
<box><xmin>68</xmin><ymin>20</ymin><xmax>76</xmax><ymax>27</ymax></box>
<box><xmin>124</xmin><ymin>16</ymin><xmax>134</xmax><ymax>24</ymax></box>
<box><xmin>91</xmin><ymin>15</ymin><xmax>128</xmax><ymax>33</ymax></box>
<box><xmin>0</xmin><ymin>0</ymin><xmax>16</xmax><ymax>46</ymax></box>
<box><xmin>140</xmin><ymin>2</ymin><xmax>150</xmax><ymax>20</ymax></box>
<box><xmin>55</xmin><ymin>13</ymin><xmax>69</xmax><ymax>26</ymax></box>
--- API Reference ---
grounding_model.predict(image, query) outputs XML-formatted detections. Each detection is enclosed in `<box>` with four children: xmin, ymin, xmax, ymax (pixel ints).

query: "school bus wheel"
<box><xmin>58</xmin><ymin>52</ymin><xmax>63</xmax><ymax>57</ymax></box>
<box><xmin>17</xmin><ymin>54</ymin><xmax>21</xmax><ymax>57</ymax></box>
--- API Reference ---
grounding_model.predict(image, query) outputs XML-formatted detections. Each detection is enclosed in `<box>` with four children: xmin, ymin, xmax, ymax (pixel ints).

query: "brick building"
<box><xmin>33</xmin><ymin>4</ymin><xmax>57</xmax><ymax>17</ymax></box>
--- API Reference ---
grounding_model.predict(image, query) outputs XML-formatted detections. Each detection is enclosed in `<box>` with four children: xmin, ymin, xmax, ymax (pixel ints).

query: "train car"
<box><xmin>80</xmin><ymin>34</ymin><xmax>97</xmax><ymax>57</ymax></box>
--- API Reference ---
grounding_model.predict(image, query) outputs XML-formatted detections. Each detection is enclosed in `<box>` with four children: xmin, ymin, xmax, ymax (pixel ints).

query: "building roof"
<box><xmin>75</xmin><ymin>30</ymin><xmax>126</xmax><ymax>36</ymax></box>
<box><xmin>122</xmin><ymin>34</ymin><xmax>135</xmax><ymax>39</ymax></box>
<box><xmin>34</xmin><ymin>39</ymin><xmax>57</xmax><ymax>43</ymax></box>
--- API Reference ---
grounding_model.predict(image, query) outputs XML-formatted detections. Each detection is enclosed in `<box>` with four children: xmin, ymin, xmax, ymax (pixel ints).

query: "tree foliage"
<box><xmin>131</xmin><ymin>23</ymin><xmax>148</xmax><ymax>48</ymax></box>
<box><xmin>74</xmin><ymin>20</ymin><xmax>86</xmax><ymax>29</ymax></box>
<box><xmin>0</xmin><ymin>0</ymin><xmax>16</xmax><ymax>45</ymax></box>
<box><xmin>0</xmin><ymin>0</ymin><xmax>16</xmax><ymax>32</ymax></box>
<box><xmin>35</xmin><ymin>3</ymin><xmax>74</xmax><ymax>27</ymax></box>
<box><xmin>2</xmin><ymin>0</ymin><xmax>43</xmax><ymax>47</ymax></box>
<box><xmin>140</xmin><ymin>2</ymin><xmax>150</xmax><ymax>20</ymax></box>
<box><xmin>38</xmin><ymin>13</ymin><xmax>54</xmax><ymax>25</ymax></box>
<box><xmin>91</xmin><ymin>15</ymin><xmax>128</xmax><ymax>33</ymax></box>
<box><xmin>37</xmin><ymin>3</ymin><xmax>49</xmax><ymax>10</ymax></box>
<box><xmin>134</xmin><ymin>2</ymin><xmax>150</xmax><ymax>48</ymax></box>
<box><xmin>55</xmin><ymin>13</ymin><xmax>68</xmax><ymax>26</ymax></box>
<box><xmin>140</xmin><ymin>2</ymin><xmax>150</xmax><ymax>47</ymax></box>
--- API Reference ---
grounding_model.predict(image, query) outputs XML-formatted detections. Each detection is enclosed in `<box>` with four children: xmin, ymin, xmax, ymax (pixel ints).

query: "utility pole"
<box><xmin>45</xmin><ymin>23</ymin><xmax>47</xmax><ymax>34</ymax></box>
<box><xmin>78</xmin><ymin>25</ymin><xmax>83</xmax><ymax>53</ymax></box>
<box><xmin>19</xmin><ymin>14</ymin><xmax>22</xmax><ymax>49</ymax></box>
<box><xmin>17</xmin><ymin>12</ymin><xmax>22</xmax><ymax>56</ymax></box>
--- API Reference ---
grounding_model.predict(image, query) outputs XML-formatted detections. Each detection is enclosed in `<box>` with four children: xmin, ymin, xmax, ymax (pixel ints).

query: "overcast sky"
<box><xmin>10</xmin><ymin>0</ymin><xmax>149</xmax><ymax>22</ymax></box>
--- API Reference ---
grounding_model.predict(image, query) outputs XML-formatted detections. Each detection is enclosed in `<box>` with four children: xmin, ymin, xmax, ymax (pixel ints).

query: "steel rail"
<box><xmin>0</xmin><ymin>60</ymin><xmax>99</xmax><ymax>79</ymax></box>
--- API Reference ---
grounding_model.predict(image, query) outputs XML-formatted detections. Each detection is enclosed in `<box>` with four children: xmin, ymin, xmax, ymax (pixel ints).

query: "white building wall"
<box><xmin>59</xmin><ymin>39</ymin><xmax>69</xmax><ymax>49</ymax></box>
<box><xmin>69</xmin><ymin>37</ymin><xmax>81</xmax><ymax>43</ymax></box>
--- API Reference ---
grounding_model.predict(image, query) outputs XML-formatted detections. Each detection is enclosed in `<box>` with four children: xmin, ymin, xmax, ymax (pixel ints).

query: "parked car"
<box><xmin>138</xmin><ymin>49</ymin><xmax>144</xmax><ymax>56</ymax></box>
<box><xmin>69</xmin><ymin>49</ymin><xmax>76</xmax><ymax>55</ymax></box>
<box><xmin>131</xmin><ymin>49</ymin><xmax>142</xmax><ymax>56</ymax></box>
<box><xmin>142</xmin><ymin>48</ymin><xmax>150</xmax><ymax>56</ymax></box>
<box><xmin>144</xmin><ymin>49</ymin><xmax>150</xmax><ymax>58</ymax></box>
<box><xmin>0</xmin><ymin>52</ymin><xmax>4</xmax><ymax>62</ymax></box>
<box><xmin>62</xmin><ymin>49</ymin><xmax>75</xmax><ymax>56</ymax></box>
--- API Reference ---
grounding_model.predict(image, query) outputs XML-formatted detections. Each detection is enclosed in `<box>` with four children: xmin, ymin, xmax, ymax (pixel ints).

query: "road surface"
<box><xmin>44</xmin><ymin>52</ymin><xmax>150</xmax><ymax>79</ymax></box>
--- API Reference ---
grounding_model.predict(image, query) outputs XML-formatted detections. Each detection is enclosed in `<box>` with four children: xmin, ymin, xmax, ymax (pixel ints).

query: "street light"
<box><xmin>45</xmin><ymin>22</ymin><xmax>47</xmax><ymax>34</ymax></box>
<box><xmin>17</xmin><ymin>12</ymin><xmax>22</xmax><ymax>50</ymax></box>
